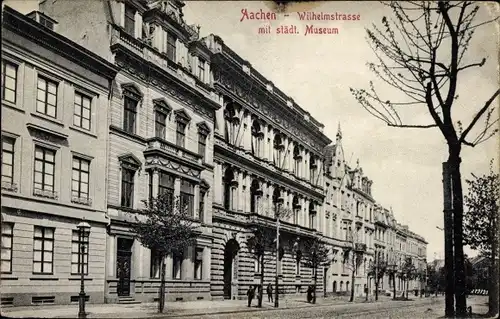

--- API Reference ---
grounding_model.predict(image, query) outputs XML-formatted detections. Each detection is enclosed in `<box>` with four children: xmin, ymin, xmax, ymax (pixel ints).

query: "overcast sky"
<box><xmin>6</xmin><ymin>0</ymin><xmax>499</xmax><ymax>261</ymax></box>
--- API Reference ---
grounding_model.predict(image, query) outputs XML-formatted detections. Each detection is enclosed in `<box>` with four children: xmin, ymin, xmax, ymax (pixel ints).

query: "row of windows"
<box><xmin>2</xmin><ymin>60</ymin><xmax>92</xmax><ymax>131</ymax></box>
<box><xmin>150</xmin><ymin>247</ymin><xmax>204</xmax><ymax>280</ymax></box>
<box><xmin>121</xmin><ymin>167</ymin><xmax>206</xmax><ymax>221</ymax></box>
<box><xmin>123</xmin><ymin>95</ymin><xmax>208</xmax><ymax>160</ymax></box>
<box><xmin>1</xmin><ymin>224</ymin><xmax>88</xmax><ymax>275</ymax></box>
<box><xmin>1</xmin><ymin>137</ymin><xmax>91</xmax><ymax>203</ymax></box>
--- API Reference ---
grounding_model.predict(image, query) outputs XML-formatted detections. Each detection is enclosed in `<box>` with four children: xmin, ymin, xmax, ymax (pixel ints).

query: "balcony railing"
<box><xmin>354</xmin><ymin>243</ymin><xmax>367</xmax><ymax>252</ymax></box>
<box><xmin>33</xmin><ymin>188</ymin><xmax>58</xmax><ymax>200</ymax></box>
<box><xmin>1</xmin><ymin>181</ymin><xmax>18</xmax><ymax>192</ymax></box>
<box><xmin>146</xmin><ymin>137</ymin><xmax>203</xmax><ymax>166</ymax></box>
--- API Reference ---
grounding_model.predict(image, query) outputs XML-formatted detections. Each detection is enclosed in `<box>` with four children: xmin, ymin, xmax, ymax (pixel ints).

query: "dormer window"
<box><xmin>166</xmin><ymin>32</ymin><xmax>177</xmax><ymax>62</ymax></box>
<box><xmin>124</xmin><ymin>4</ymin><xmax>136</xmax><ymax>36</ymax></box>
<box><xmin>27</xmin><ymin>11</ymin><xmax>57</xmax><ymax>31</ymax></box>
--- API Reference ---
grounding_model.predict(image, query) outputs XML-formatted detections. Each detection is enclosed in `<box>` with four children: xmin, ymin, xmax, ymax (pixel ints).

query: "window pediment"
<box><xmin>118</xmin><ymin>153</ymin><xmax>142</xmax><ymax>170</ymax></box>
<box><xmin>174</xmin><ymin>109</ymin><xmax>191</xmax><ymax>124</ymax></box>
<box><xmin>197</xmin><ymin>121</ymin><xmax>211</xmax><ymax>136</ymax></box>
<box><xmin>153</xmin><ymin>98</ymin><xmax>172</xmax><ymax>113</ymax></box>
<box><xmin>121</xmin><ymin>83</ymin><xmax>143</xmax><ymax>101</ymax></box>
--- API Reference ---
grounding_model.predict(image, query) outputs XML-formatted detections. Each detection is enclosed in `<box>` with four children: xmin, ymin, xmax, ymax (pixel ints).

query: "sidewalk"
<box><xmin>0</xmin><ymin>294</ymin><xmax>418</xmax><ymax>319</ymax></box>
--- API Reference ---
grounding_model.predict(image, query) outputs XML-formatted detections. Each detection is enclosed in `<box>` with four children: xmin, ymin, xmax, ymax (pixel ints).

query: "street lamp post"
<box><xmin>274</xmin><ymin>200</ymin><xmax>283</xmax><ymax>309</ymax></box>
<box><xmin>77</xmin><ymin>221</ymin><xmax>91</xmax><ymax>319</ymax></box>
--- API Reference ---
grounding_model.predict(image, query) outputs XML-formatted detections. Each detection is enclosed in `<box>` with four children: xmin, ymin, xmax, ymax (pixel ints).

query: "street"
<box><xmin>165</xmin><ymin>298</ymin><xmax>445</xmax><ymax>319</ymax></box>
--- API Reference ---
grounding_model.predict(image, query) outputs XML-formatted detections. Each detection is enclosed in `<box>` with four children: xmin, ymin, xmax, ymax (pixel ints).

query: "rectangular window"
<box><xmin>2</xmin><ymin>61</ymin><xmax>17</xmax><ymax>103</ymax></box>
<box><xmin>36</xmin><ymin>76</ymin><xmax>58</xmax><ymax>118</ymax></box>
<box><xmin>176</xmin><ymin>122</ymin><xmax>186</xmax><ymax>148</ymax></box>
<box><xmin>2</xmin><ymin>137</ymin><xmax>15</xmax><ymax>185</ymax></box>
<box><xmin>197</xmin><ymin>58</ymin><xmax>205</xmax><ymax>81</ymax></box>
<box><xmin>150</xmin><ymin>249</ymin><xmax>161</xmax><ymax>279</ymax></box>
<box><xmin>155</xmin><ymin>111</ymin><xmax>167</xmax><ymax>139</ymax></box>
<box><xmin>158</xmin><ymin>172</ymin><xmax>174</xmax><ymax>205</ymax></box>
<box><xmin>1</xmin><ymin>223</ymin><xmax>14</xmax><ymax>273</ymax></box>
<box><xmin>172</xmin><ymin>252</ymin><xmax>182</xmax><ymax>279</ymax></box>
<box><xmin>33</xmin><ymin>226</ymin><xmax>54</xmax><ymax>274</ymax></box>
<box><xmin>71</xmin><ymin>230</ymin><xmax>89</xmax><ymax>275</ymax></box>
<box><xmin>74</xmin><ymin>92</ymin><xmax>91</xmax><ymax>130</ymax></box>
<box><xmin>123</xmin><ymin>96</ymin><xmax>137</xmax><ymax>134</ymax></box>
<box><xmin>180</xmin><ymin>179</ymin><xmax>194</xmax><ymax>217</ymax></box>
<box><xmin>71</xmin><ymin>157</ymin><xmax>90</xmax><ymax>201</ymax></box>
<box><xmin>194</xmin><ymin>247</ymin><xmax>203</xmax><ymax>280</ymax></box>
<box><xmin>198</xmin><ymin>134</ymin><xmax>206</xmax><ymax>160</ymax></box>
<box><xmin>39</xmin><ymin>16</ymin><xmax>54</xmax><ymax>30</ymax></box>
<box><xmin>124</xmin><ymin>4</ymin><xmax>135</xmax><ymax>36</ymax></box>
<box><xmin>121</xmin><ymin>168</ymin><xmax>135</xmax><ymax>208</ymax></box>
<box><xmin>33</xmin><ymin>146</ymin><xmax>55</xmax><ymax>193</ymax></box>
<box><xmin>166</xmin><ymin>33</ymin><xmax>177</xmax><ymax>61</ymax></box>
<box><xmin>198</xmin><ymin>190</ymin><xmax>205</xmax><ymax>222</ymax></box>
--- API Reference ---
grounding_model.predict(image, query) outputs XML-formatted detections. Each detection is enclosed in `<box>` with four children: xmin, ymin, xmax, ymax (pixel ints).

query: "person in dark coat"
<box><xmin>267</xmin><ymin>283</ymin><xmax>273</xmax><ymax>303</ymax></box>
<box><xmin>307</xmin><ymin>285</ymin><xmax>313</xmax><ymax>303</ymax></box>
<box><xmin>247</xmin><ymin>286</ymin><xmax>255</xmax><ymax>307</ymax></box>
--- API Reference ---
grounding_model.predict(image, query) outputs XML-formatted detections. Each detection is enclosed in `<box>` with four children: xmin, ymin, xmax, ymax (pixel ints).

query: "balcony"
<box><xmin>1</xmin><ymin>181</ymin><xmax>18</xmax><ymax>192</ymax></box>
<box><xmin>145</xmin><ymin>137</ymin><xmax>203</xmax><ymax>167</ymax></box>
<box><xmin>214</xmin><ymin>137</ymin><xmax>324</xmax><ymax>194</ymax></box>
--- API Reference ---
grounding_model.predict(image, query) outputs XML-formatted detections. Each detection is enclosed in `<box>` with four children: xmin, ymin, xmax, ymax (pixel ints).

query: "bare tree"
<box><xmin>342</xmin><ymin>233</ymin><xmax>365</xmax><ymax>302</ymax></box>
<box><xmin>367</xmin><ymin>255</ymin><xmax>388</xmax><ymax>301</ymax></box>
<box><xmin>350</xmin><ymin>2</ymin><xmax>499</xmax><ymax>316</ymax></box>
<box><xmin>302</xmin><ymin>237</ymin><xmax>330</xmax><ymax>304</ymax></box>
<box><xmin>131</xmin><ymin>194</ymin><xmax>199</xmax><ymax>313</ymax></box>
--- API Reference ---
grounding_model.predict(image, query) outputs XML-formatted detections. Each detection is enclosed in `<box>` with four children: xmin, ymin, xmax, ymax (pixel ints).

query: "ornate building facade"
<box><xmin>1</xmin><ymin>7</ymin><xmax>118</xmax><ymax>306</ymax></box>
<box><xmin>40</xmin><ymin>0</ymin><xmax>220</xmax><ymax>303</ymax></box>
<box><xmin>1</xmin><ymin>0</ymin><xmax>428</xmax><ymax>306</ymax></box>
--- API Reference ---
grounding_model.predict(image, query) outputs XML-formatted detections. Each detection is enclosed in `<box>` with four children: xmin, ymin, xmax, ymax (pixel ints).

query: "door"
<box><xmin>116</xmin><ymin>238</ymin><xmax>133</xmax><ymax>297</ymax></box>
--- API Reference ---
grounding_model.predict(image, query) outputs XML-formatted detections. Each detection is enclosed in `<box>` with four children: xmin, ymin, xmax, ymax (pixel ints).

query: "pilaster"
<box><xmin>237</xmin><ymin>170</ymin><xmax>243</xmax><ymax>211</ymax></box>
<box><xmin>152</xmin><ymin>169</ymin><xmax>159</xmax><ymax>198</ymax></box>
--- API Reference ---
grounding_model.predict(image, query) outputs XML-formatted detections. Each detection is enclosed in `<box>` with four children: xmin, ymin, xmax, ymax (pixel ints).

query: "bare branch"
<box><xmin>388</xmin><ymin>123</ymin><xmax>438</xmax><ymax>128</ymax></box>
<box><xmin>459</xmin><ymin>88</ymin><xmax>500</xmax><ymax>143</ymax></box>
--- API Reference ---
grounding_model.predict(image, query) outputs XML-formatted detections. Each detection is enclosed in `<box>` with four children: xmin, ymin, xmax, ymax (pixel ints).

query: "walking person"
<box><xmin>267</xmin><ymin>283</ymin><xmax>273</xmax><ymax>303</ymax></box>
<box><xmin>247</xmin><ymin>285</ymin><xmax>255</xmax><ymax>307</ymax></box>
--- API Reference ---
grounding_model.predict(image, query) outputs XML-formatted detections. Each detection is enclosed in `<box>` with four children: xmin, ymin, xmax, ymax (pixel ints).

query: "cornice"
<box><xmin>2</xmin><ymin>6</ymin><xmax>119</xmax><ymax>81</ymax></box>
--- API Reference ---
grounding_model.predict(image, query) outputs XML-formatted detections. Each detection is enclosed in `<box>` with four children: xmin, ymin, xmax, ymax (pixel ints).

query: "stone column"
<box><xmin>215</xmin><ymin>99</ymin><xmax>225</xmax><ymax>136</ymax></box>
<box><xmin>237</xmin><ymin>170</ymin><xmax>243</xmax><ymax>211</ymax></box>
<box><xmin>305</xmin><ymin>150</ymin><xmax>310</xmax><ymax>181</ymax></box>
<box><xmin>174</xmin><ymin>177</ymin><xmax>181</xmax><ymax>197</ymax></box>
<box><xmin>269</xmin><ymin>127</ymin><xmax>275</xmax><ymax>164</ymax></box>
<box><xmin>268</xmin><ymin>184</ymin><xmax>274</xmax><ymax>217</ymax></box>
<box><xmin>288</xmin><ymin>191</ymin><xmax>293</xmax><ymax>223</ymax></box>
<box><xmin>214</xmin><ymin>162</ymin><xmax>222</xmax><ymax>205</ymax></box>
<box><xmin>194</xmin><ymin>184</ymin><xmax>200</xmax><ymax>219</ymax></box>
<box><xmin>152</xmin><ymin>169</ymin><xmax>159</xmax><ymax>198</ymax></box>
<box><xmin>107</xmin><ymin>235</ymin><xmax>116</xmax><ymax>277</ymax></box>
<box><xmin>262</xmin><ymin>122</ymin><xmax>268</xmax><ymax>161</ymax></box>
<box><xmin>304</xmin><ymin>198</ymin><xmax>310</xmax><ymax>228</ymax></box>
<box><xmin>282</xmin><ymin>137</ymin><xmax>289</xmax><ymax>171</ymax></box>
<box><xmin>203</xmin><ymin>247</ymin><xmax>211</xmax><ymax>281</ymax></box>
<box><xmin>165</xmin><ymin>255</ymin><xmax>173</xmax><ymax>280</ymax></box>
<box><xmin>288</xmin><ymin>139</ymin><xmax>294</xmax><ymax>173</ymax></box>
<box><xmin>243</xmin><ymin>112</ymin><xmax>252</xmax><ymax>152</ymax></box>
<box><xmin>245</xmin><ymin>174</ymin><xmax>251</xmax><ymax>213</ymax></box>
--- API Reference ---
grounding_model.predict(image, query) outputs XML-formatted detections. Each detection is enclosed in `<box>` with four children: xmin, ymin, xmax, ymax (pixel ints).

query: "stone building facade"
<box><xmin>1</xmin><ymin>0</ymin><xmax>428</xmax><ymax>306</ymax></box>
<box><xmin>39</xmin><ymin>0</ymin><xmax>220</xmax><ymax>303</ymax></box>
<box><xmin>1</xmin><ymin>7</ymin><xmax>118</xmax><ymax>306</ymax></box>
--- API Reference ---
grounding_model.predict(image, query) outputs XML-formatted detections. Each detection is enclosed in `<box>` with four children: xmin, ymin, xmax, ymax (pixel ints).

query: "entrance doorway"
<box><xmin>223</xmin><ymin>239</ymin><xmax>239</xmax><ymax>299</ymax></box>
<box><xmin>116</xmin><ymin>238</ymin><xmax>133</xmax><ymax>297</ymax></box>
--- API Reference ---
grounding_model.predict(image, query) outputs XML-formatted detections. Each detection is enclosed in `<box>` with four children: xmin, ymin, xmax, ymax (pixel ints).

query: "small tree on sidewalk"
<box><xmin>464</xmin><ymin>161</ymin><xmax>499</xmax><ymax>316</ymax></box>
<box><xmin>367</xmin><ymin>255</ymin><xmax>387</xmax><ymax>301</ymax></box>
<box><xmin>343</xmin><ymin>244</ymin><xmax>364</xmax><ymax>302</ymax></box>
<box><xmin>400</xmin><ymin>257</ymin><xmax>418</xmax><ymax>300</ymax></box>
<box><xmin>246</xmin><ymin>225</ymin><xmax>276</xmax><ymax>307</ymax></box>
<box><xmin>302</xmin><ymin>237</ymin><xmax>330</xmax><ymax>304</ymax></box>
<box><xmin>131</xmin><ymin>193</ymin><xmax>199</xmax><ymax>313</ymax></box>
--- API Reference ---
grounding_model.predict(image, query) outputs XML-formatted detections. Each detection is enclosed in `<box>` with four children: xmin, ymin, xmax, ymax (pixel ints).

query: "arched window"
<box><xmin>333</xmin><ymin>281</ymin><xmax>337</xmax><ymax>292</ymax></box>
<box><xmin>340</xmin><ymin>281</ymin><xmax>344</xmax><ymax>291</ymax></box>
<box><xmin>293</xmin><ymin>143</ymin><xmax>302</xmax><ymax>176</ymax></box>
<box><xmin>273</xmin><ymin>133</ymin><xmax>284</xmax><ymax>167</ymax></box>
<box><xmin>346</xmin><ymin>281</ymin><xmax>350</xmax><ymax>292</ymax></box>
<box><xmin>223</xmin><ymin>167</ymin><xmax>237</xmax><ymax>210</ymax></box>
<box><xmin>292</xmin><ymin>196</ymin><xmax>300</xmax><ymax>224</ymax></box>
<box><xmin>272</xmin><ymin>187</ymin><xmax>284</xmax><ymax>217</ymax></box>
<box><xmin>224</xmin><ymin>102</ymin><xmax>239</xmax><ymax>144</ymax></box>
<box><xmin>309</xmin><ymin>154</ymin><xmax>318</xmax><ymax>184</ymax></box>
<box><xmin>251</xmin><ymin>120</ymin><xmax>264</xmax><ymax>157</ymax></box>
<box><xmin>308</xmin><ymin>201</ymin><xmax>316</xmax><ymax>229</ymax></box>
<box><xmin>250</xmin><ymin>179</ymin><xmax>262</xmax><ymax>213</ymax></box>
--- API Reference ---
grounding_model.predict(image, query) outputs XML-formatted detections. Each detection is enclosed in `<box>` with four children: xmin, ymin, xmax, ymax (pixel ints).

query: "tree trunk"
<box><xmin>489</xmin><ymin>239</ymin><xmax>499</xmax><ymax>316</ymax></box>
<box><xmin>449</xmin><ymin>152</ymin><xmax>467</xmax><ymax>316</ymax></box>
<box><xmin>392</xmin><ymin>274</ymin><xmax>396</xmax><ymax>300</ymax></box>
<box><xmin>158</xmin><ymin>259</ymin><xmax>166</xmax><ymax>313</ymax></box>
<box><xmin>312</xmin><ymin>266</ymin><xmax>317</xmax><ymax>304</ymax></box>
<box><xmin>443</xmin><ymin>161</ymin><xmax>455</xmax><ymax>317</ymax></box>
<box><xmin>258</xmin><ymin>256</ymin><xmax>264</xmax><ymax>308</ymax></box>
<box><xmin>350</xmin><ymin>254</ymin><xmax>356</xmax><ymax>302</ymax></box>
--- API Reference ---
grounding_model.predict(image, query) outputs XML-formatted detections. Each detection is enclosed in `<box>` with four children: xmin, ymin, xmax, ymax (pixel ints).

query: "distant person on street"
<box><xmin>247</xmin><ymin>285</ymin><xmax>255</xmax><ymax>307</ymax></box>
<box><xmin>267</xmin><ymin>283</ymin><xmax>273</xmax><ymax>303</ymax></box>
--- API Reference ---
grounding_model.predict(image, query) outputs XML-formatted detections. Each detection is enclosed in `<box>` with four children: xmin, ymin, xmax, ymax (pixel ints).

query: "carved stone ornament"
<box><xmin>145</xmin><ymin>157</ymin><xmax>201</xmax><ymax>179</ymax></box>
<box><xmin>27</xmin><ymin>124</ymin><xmax>68</xmax><ymax>146</ymax></box>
